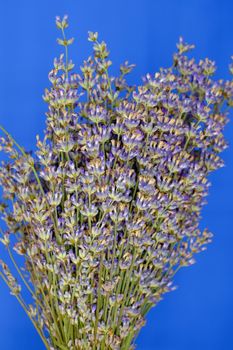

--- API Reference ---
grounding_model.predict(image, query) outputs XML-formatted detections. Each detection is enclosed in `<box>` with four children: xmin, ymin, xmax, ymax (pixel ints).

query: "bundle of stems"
<box><xmin>0</xmin><ymin>16</ymin><xmax>232</xmax><ymax>350</ymax></box>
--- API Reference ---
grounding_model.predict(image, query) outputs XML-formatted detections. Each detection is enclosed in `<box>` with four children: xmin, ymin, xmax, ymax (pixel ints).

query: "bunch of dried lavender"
<box><xmin>0</xmin><ymin>15</ymin><xmax>232</xmax><ymax>350</ymax></box>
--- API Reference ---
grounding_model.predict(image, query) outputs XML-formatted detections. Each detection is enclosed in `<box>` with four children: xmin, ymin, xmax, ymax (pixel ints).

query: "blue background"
<box><xmin>0</xmin><ymin>1</ymin><xmax>232</xmax><ymax>349</ymax></box>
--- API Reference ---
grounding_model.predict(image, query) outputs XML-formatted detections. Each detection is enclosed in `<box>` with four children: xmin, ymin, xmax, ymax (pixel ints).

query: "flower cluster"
<box><xmin>0</xmin><ymin>16</ymin><xmax>232</xmax><ymax>350</ymax></box>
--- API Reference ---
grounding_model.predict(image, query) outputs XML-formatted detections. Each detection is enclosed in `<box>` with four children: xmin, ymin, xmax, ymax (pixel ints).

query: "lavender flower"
<box><xmin>0</xmin><ymin>16</ymin><xmax>232</xmax><ymax>350</ymax></box>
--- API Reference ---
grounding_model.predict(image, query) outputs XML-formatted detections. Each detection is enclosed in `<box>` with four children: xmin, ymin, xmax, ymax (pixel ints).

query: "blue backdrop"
<box><xmin>0</xmin><ymin>1</ymin><xmax>232</xmax><ymax>349</ymax></box>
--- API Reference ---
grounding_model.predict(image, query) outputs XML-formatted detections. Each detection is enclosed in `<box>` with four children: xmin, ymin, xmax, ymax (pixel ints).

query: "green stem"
<box><xmin>115</xmin><ymin>249</ymin><xmax>136</xmax><ymax>334</ymax></box>
<box><xmin>0</xmin><ymin>271</ymin><xmax>50</xmax><ymax>350</ymax></box>
<box><xmin>7</xmin><ymin>248</ymin><xmax>34</xmax><ymax>296</ymax></box>
<box><xmin>94</xmin><ymin>253</ymin><xmax>104</xmax><ymax>347</ymax></box>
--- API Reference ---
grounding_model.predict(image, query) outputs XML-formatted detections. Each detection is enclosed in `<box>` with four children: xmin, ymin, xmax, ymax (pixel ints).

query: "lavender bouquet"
<box><xmin>0</xmin><ymin>16</ymin><xmax>232</xmax><ymax>350</ymax></box>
